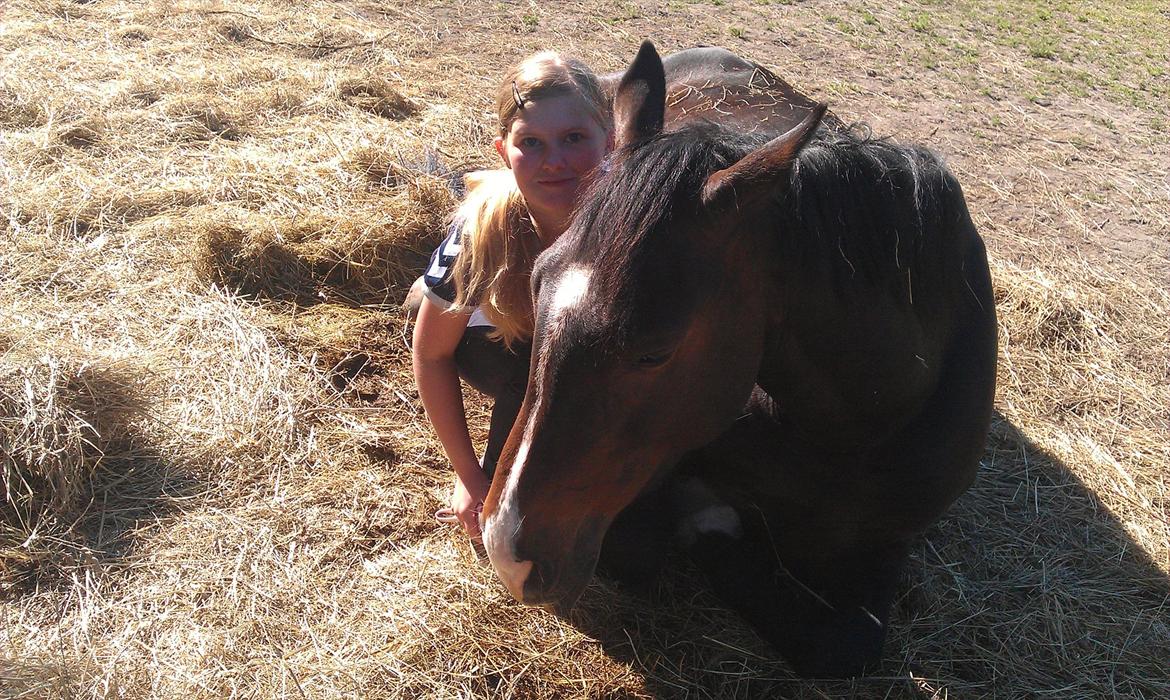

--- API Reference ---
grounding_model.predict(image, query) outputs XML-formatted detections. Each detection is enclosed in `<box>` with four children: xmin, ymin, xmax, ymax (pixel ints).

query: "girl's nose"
<box><xmin>542</xmin><ymin>145</ymin><xmax>567</xmax><ymax>172</ymax></box>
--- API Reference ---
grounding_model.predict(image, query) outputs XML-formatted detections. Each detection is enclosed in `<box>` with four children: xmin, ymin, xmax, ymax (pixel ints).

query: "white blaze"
<box><xmin>485</xmin><ymin>431</ymin><xmax>536</xmax><ymax>599</ymax></box>
<box><xmin>484</xmin><ymin>265</ymin><xmax>593</xmax><ymax>601</ymax></box>
<box><xmin>550</xmin><ymin>266</ymin><xmax>592</xmax><ymax>319</ymax></box>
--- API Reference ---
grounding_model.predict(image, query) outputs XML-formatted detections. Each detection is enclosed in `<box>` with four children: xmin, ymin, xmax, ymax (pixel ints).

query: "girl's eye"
<box><xmin>520</xmin><ymin>136</ymin><xmax>542</xmax><ymax>148</ymax></box>
<box><xmin>565</xmin><ymin>132</ymin><xmax>585</xmax><ymax>144</ymax></box>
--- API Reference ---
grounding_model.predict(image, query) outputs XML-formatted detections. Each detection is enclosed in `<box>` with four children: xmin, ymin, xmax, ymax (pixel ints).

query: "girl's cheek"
<box><xmin>571</xmin><ymin>144</ymin><xmax>606</xmax><ymax>171</ymax></box>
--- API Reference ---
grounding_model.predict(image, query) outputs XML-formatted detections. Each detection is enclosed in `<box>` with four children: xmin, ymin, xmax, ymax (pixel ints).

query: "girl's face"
<box><xmin>495</xmin><ymin>93</ymin><xmax>612</xmax><ymax>235</ymax></box>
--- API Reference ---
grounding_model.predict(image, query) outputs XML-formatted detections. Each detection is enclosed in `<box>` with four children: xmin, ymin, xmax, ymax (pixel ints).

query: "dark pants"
<box><xmin>404</xmin><ymin>277</ymin><xmax>530</xmax><ymax>478</ymax></box>
<box><xmin>454</xmin><ymin>330</ymin><xmax>530</xmax><ymax>478</ymax></box>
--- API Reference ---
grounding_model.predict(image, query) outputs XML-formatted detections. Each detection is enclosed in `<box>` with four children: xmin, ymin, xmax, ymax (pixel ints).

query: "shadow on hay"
<box><xmin>559</xmin><ymin>411</ymin><xmax>1170</xmax><ymax>699</ymax></box>
<box><xmin>1</xmin><ymin>367</ymin><xmax>201</xmax><ymax>596</ymax></box>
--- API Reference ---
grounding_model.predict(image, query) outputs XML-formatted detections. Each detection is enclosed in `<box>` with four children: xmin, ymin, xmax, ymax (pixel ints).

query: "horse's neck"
<box><xmin>753</xmin><ymin>258</ymin><xmax>945</xmax><ymax>450</ymax></box>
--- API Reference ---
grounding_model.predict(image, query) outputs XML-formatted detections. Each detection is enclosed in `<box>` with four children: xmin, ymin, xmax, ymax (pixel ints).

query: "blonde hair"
<box><xmin>496</xmin><ymin>51</ymin><xmax>610</xmax><ymax>137</ymax></box>
<box><xmin>449</xmin><ymin>169</ymin><xmax>539</xmax><ymax>347</ymax></box>
<box><xmin>447</xmin><ymin>52</ymin><xmax>610</xmax><ymax>348</ymax></box>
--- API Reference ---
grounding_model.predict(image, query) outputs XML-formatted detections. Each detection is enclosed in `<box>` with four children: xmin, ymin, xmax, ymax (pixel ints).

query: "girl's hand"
<box><xmin>450</xmin><ymin>468</ymin><xmax>491</xmax><ymax>538</ymax></box>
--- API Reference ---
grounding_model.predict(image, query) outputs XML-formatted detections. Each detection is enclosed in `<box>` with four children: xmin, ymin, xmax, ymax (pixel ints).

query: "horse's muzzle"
<box><xmin>516</xmin><ymin>559</ymin><xmax>594</xmax><ymax>614</ymax></box>
<box><xmin>483</xmin><ymin>505</ymin><xmax>607</xmax><ymax>612</ymax></box>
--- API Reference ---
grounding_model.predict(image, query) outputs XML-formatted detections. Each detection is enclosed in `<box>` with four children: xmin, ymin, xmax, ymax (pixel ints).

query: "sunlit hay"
<box><xmin>213</xmin><ymin>17</ymin><xmax>255</xmax><ymax>46</ymax></box>
<box><xmin>247</xmin><ymin>75</ymin><xmax>315</xmax><ymax>118</ymax></box>
<box><xmin>297</xmin><ymin>178</ymin><xmax>456</xmax><ymax>302</ymax></box>
<box><xmin>116</xmin><ymin>69</ymin><xmax>313</xmax><ymax>145</ymax></box>
<box><xmin>115</xmin><ymin>24</ymin><xmax>151</xmax><ymax>43</ymax></box>
<box><xmin>195</xmin><ymin>218</ymin><xmax>317</xmax><ymax>303</ymax></box>
<box><xmin>345</xmin><ymin>145</ymin><xmax>419</xmax><ymax>186</ymax></box>
<box><xmin>300</xmin><ymin>26</ymin><xmax>380</xmax><ymax>60</ymax></box>
<box><xmin>161</xmin><ymin>94</ymin><xmax>246</xmax><ymax>142</ymax></box>
<box><xmin>338</xmin><ymin>75</ymin><xmax>420</xmax><ymax>121</ymax></box>
<box><xmin>269</xmin><ymin>305</ymin><xmax>403</xmax><ymax>390</ymax></box>
<box><xmin>72</xmin><ymin>187</ymin><xmax>208</xmax><ymax>234</ymax></box>
<box><xmin>0</xmin><ymin>82</ymin><xmax>46</xmax><ymax>130</ymax></box>
<box><xmin>0</xmin><ymin>353</ymin><xmax>146</xmax><ymax>591</ymax></box>
<box><xmin>193</xmin><ymin>178</ymin><xmax>454</xmax><ymax>305</ymax></box>
<box><xmin>349</xmin><ymin>543</ymin><xmax>645</xmax><ymax>699</ymax></box>
<box><xmin>54</xmin><ymin>115</ymin><xmax>107</xmax><ymax>150</ymax></box>
<box><xmin>115</xmin><ymin>287</ymin><xmax>342</xmax><ymax>489</ymax></box>
<box><xmin>0</xmin><ymin>356</ymin><xmax>96</xmax><ymax>528</ymax></box>
<box><xmin>990</xmin><ymin>253</ymin><xmax>1169</xmax><ymax>559</ymax></box>
<box><xmin>125</xmin><ymin>79</ymin><xmax>162</xmax><ymax>107</ymax></box>
<box><xmin>36</xmin><ymin>1</ymin><xmax>94</xmax><ymax>21</ymax></box>
<box><xmin>5</xmin><ymin>155</ymin><xmax>208</xmax><ymax>238</ymax></box>
<box><xmin>992</xmin><ymin>256</ymin><xmax>1169</xmax><ymax>434</ymax></box>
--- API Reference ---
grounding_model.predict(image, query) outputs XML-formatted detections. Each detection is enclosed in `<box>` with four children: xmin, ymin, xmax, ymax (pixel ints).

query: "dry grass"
<box><xmin>192</xmin><ymin>178</ymin><xmax>454</xmax><ymax>306</ymax></box>
<box><xmin>2</xmin><ymin>0</ymin><xmax>1167</xmax><ymax>698</ymax></box>
<box><xmin>0</xmin><ymin>354</ymin><xmax>146</xmax><ymax>589</ymax></box>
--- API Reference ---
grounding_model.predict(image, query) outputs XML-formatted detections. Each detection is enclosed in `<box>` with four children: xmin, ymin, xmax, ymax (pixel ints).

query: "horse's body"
<box><xmin>600</xmin><ymin>45</ymin><xmax>842</xmax><ymax>135</ymax></box>
<box><xmin>481</xmin><ymin>43</ymin><xmax>997</xmax><ymax>677</ymax></box>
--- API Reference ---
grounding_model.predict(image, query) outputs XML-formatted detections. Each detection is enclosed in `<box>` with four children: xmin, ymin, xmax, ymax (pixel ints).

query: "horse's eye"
<box><xmin>635</xmin><ymin>352</ymin><xmax>672</xmax><ymax>369</ymax></box>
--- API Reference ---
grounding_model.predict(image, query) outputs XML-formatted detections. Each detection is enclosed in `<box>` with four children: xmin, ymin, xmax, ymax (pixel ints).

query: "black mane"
<box><xmin>564</xmin><ymin>122</ymin><xmax>752</xmax><ymax>336</ymax></box>
<box><xmin>781</xmin><ymin>127</ymin><xmax>957</xmax><ymax>297</ymax></box>
<box><xmin>563</xmin><ymin>120</ymin><xmax>959</xmax><ymax>335</ymax></box>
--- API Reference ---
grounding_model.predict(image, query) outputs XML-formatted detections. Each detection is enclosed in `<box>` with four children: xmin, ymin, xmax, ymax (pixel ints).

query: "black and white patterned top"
<box><xmin>422</xmin><ymin>219</ymin><xmax>494</xmax><ymax>328</ymax></box>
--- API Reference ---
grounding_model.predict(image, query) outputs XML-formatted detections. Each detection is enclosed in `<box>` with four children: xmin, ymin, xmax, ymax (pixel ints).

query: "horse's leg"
<box><xmin>753</xmin><ymin>528</ymin><xmax>909</xmax><ymax>678</ymax></box>
<box><xmin>595</xmin><ymin>484</ymin><xmax>675</xmax><ymax>593</ymax></box>
<box><xmin>682</xmin><ymin>497</ymin><xmax>908</xmax><ymax>678</ymax></box>
<box><xmin>676</xmin><ymin>403</ymin><xmax>913</xmax><ymax>678</ymax></box>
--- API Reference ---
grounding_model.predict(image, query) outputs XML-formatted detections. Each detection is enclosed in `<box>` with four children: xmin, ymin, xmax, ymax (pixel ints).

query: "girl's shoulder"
<box><xmin>422</xmin><ymin>219</ymin><xmax>467</xmax><ymax>307</ymax></box>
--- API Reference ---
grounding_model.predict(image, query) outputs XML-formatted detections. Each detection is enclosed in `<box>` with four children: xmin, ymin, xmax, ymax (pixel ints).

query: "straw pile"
<box><xmin>192</xmin><ymin>178</ymin><xmax>454</xmax><ymax>306</ymax></box>
<box><xmin>0</xmin><ymin>354</ymin><xmax>143</xmax><ymax>590</ymax></box>
<box><xmin>2</xmin><ymin>0</ymin><xmax>1167</xmax><ymax>698</ymax></box>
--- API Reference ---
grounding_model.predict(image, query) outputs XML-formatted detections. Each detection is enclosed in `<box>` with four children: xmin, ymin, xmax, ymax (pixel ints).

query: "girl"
<box><xmin>409</xmin><ymin>52</ymin><xmax>613</xmax><ymax>542</ymax></box>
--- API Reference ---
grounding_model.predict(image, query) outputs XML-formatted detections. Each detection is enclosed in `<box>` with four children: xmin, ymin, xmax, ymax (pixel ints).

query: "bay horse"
<box><xmin>480</xmin><ymin>42</ymin><xmax>997</xmax><ymax>677</ymax></box>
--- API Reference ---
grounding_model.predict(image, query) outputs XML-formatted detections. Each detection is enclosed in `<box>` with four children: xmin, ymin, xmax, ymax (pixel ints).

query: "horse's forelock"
<box><xmin>564</xmin><ymin>123</ymin><xmax>754</xmax><ymax>342</ymax></box>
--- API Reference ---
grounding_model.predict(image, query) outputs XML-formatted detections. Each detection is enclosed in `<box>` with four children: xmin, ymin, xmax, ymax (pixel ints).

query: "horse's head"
<box><xmin>481</xmin><ymin>42</ymin><xmax>826</xmax><ymax>609</ymax></box>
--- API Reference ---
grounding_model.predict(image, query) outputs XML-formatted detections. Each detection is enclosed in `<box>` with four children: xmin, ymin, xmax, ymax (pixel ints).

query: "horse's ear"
<box><xmin>700</xmin><ymin>103</ymin><xmax>828</xmax><ymax>213</ymax></box>
<box><xmin>614</xmin><ymin>41</ymin><xmax>666</xmax><ymax>148</ymax></box>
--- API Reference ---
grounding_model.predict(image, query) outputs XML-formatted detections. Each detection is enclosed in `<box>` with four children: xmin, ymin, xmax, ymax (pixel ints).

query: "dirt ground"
<box><xmin>373</xmin><ymin>0</ymin><xmax>1170</xmax><ymax>269</ymax></box>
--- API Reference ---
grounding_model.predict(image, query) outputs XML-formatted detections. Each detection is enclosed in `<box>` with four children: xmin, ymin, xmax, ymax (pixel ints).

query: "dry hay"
<box><xmin>337</xmin><ymin>74</ymin><xmax>421</xmax><ymax>121</ymax></box>
<box><xmin>0</xmin><ymin>353</ymin><xmax>147</xmax><ymax>592</ymax></box>
<box><xmin>192</xmin><ymin>176</ymin><xmax>455</xmax><ymax>306</ymax></box>
<box><xmin>0</xmin><ymin>83</ymin><xmax>46</xmax><ymax>130</ymax></box>
<box><xmin>893</xmin><ymin>254</ymin><xmax>1170</xmax><ymax>698</ymax></box>
<box><xmin>2</xmin><ymin>0</ymin><xmax>1169</xmax><ymax>698</ymax></box>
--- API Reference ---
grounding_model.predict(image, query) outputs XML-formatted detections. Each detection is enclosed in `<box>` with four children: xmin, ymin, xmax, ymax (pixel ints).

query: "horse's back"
<box><xmin>602</xmin><ymin>46</ymin><xmax>834</xmax><ymax>136</ymax></box>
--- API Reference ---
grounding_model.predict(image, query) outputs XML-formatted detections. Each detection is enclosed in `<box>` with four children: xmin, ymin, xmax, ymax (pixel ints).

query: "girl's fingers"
<box><xmin>462</xmin><ymin>514</ymin><xmax>481</xmax><ymax>535</ymax></box>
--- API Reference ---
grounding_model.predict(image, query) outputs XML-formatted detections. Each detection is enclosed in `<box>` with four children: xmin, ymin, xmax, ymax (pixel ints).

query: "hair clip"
<box><xmin>512</xmin><ymin>81</ymin><xmax>526</xmax><ymax>110</ymax></box>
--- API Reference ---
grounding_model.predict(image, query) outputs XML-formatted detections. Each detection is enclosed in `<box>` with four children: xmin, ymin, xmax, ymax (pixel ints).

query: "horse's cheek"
<box><xmin>680</xmin><ymin>324</ymin><xmax>765</xmax><ymax>438</ymax></box>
